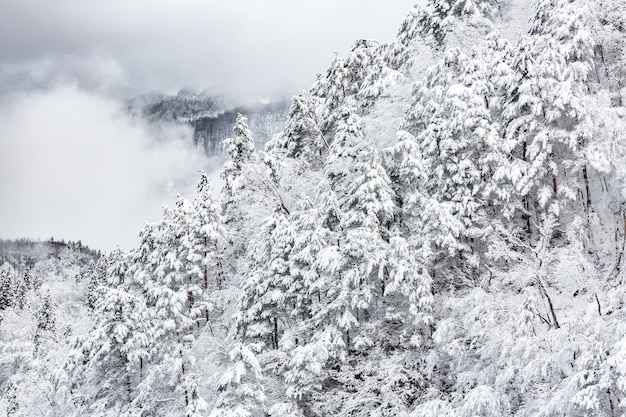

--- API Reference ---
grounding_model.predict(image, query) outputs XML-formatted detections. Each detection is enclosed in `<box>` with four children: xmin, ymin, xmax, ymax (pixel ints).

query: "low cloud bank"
<box><xmin>0</xmin><ymin>85</ymin><xmax>214</xmax><ymax>251</ymax></box>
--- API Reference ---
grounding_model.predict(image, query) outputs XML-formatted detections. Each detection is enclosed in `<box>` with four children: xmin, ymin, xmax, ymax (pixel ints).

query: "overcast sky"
<box><xmin>0</xmin><ymin>1</ymin><xmax>420</xmax><ymax>98</ymax></box>
<box><xmin>0</xmin><ymin>1</ymin><xmax>422</xmax><ymax>251</ymax></box>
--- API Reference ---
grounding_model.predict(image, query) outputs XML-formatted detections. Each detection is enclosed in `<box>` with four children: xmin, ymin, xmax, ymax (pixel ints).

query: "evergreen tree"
<box><xmin>210</xmin><ymin>343</ymin><xmax>266</xmax><ymax>417</ymax></box>
<box><xmin>594</xmin><ymin>0</ymin><xmax>626</xmax><ymax>107</ymax></box>
<box><xmin>402</xmin><ymin>45</ymin><xmax>507</xmax><ymax>278</ymax></box>
<box><xmin>86</xmin><ymin>257</ymin><xmax>108</xmax><ymax>311</ymax></box>
<box><xmin>187</xmin><ymin>171</ymin><xmax>229</xmax><ymax>315</ymax></box>
<box><xmin>384</xmin><ymin>4</ymin><xmax>429</xmax><ymax>69</ymax></box>
<box><xmin>266</xmin><ymin>91</ymin><xmax>326</xmax><ymax>163</ymax></box>
<box><xmin>238</xmin><ymin>210</ymin><xmax>293</xmax><ymax>349</ymax></box>
<box><xmin>13</xmin><ymin>276</ymin><xmax>28</xmax><ymax>310</ymax></box>
<box><xmin>0</xmin><ymin>267</ymin><xmax>14</xmax><ymax>312</ymax></box>
<box><xmin>137</xmin><ymin>198</ymin><xmax>206</xmax><ymax>411</ymax></box>
<box><xmin>222</xmin><ymin>113</ymin><xmax>257</xmax><ymax>188</ymax></box>
<box><xmin>36</xmin><ymin>290</ymin><xmax>55</xmax><ymax>333</ymax></box>
<box><xmin>22</xmin><ymin>267</ymin><xmax>32</xmax><ymax>289</ymax></box>
<box><xmin>68</xmin><ymin>249</ymin><xmax>149</xmax><ymax>416</ymax></box>
<box><xmin>5</xmin><ymin>380</ymin><xmax>18</xmax><ymax>417</ymax></box>
<box><xmin>501</xmin><ymin>0</ymin><xmax>595</xmax><ymax>230</ymax></box>
<box><xmin>423</xmin><ymin>0</ymin><xmax>502</xmax><ymax>43</ymax></box>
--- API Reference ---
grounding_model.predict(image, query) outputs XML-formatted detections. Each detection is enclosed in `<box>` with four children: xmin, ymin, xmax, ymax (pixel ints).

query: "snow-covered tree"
<box><xmin>401</xmin><ymin>43</ymin><xmax>509</xmax><ymax>278</ymax></box>
<box><xmin>220</xmin><ymin>113</ymin><xmax>284</xmax><ymax>260</ymax></box>
<box><xmin>67</xmin><ymin>249</ymin><xmax>149</xmax><ymax>416</ymax></box>
<box><xmin>0</xmin><ymin>267</ymin><xmax>14</xmax><ymax>312</ymax></box>
<box><xmin>238</xmin><ymin>211</ymin><xmax>293</xmax><ymax>349</ymax></box>
<box><xmin>422</xmin><ymin>0</ymin><xmax>502</xmax><ymax>43</ymax></box>
<box><xmin>501</xmin><ymin>0</ymin><xmax>596</xmax><ymax>230</ymax></box>
<box><xmin>210</xmin><ymin>343</ymin><xmax>266</xmax><ymax>417</ymax></box>
<box><xmin>223</xmin><ymin>113</ymin><xmax>257</xmax><ymax>176</ymax></box>
<box><xmin>36</xmin><ymin>290</ymin><xmax>55</xmax><ymax>334</ymax></box>
<box><xmin>266</xmin><ymin>91</ymin><xmax>326</xmax><ymax>163</ymax></box>
<box><xmin>188</xmin><ymin>171</ymin><xmax>229</xmax><ymax>314</ymax></box>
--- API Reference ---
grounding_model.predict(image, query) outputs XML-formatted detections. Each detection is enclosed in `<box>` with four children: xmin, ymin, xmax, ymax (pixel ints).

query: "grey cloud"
<box><xmin>0</xmin><ymin>1</ymin><xmax>419</xmax><ymax>98</ymax></box>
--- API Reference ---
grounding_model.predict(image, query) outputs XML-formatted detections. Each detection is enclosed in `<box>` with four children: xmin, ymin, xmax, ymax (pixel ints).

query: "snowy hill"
<box><xmin>0</xmin><ymin>239</ymin><xmax>99</xmax><ymax>417</ymax></box>
<box><xmin>5</xmin><ymin>0</ymin><xmax>626</xmax><ymax>416</ymax></box>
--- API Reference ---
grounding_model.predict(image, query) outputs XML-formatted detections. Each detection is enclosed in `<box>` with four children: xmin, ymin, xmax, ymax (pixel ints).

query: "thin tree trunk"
<box><xmin>524</xmin><ymin>195</ymin><xmax>532</xmax><ymax>242</ymax></box>
<box><xmin>582</xmin><ymin>164</ymin><xmax>591</xmax><ymax>210</ymax></box>
<box><xmin>536</xmin><ymin>277</ymin><xmax>560</xmax><ymax>329</ymax></box>
<box><xmin>273</xmin><ymin>318</ymin><xmax>278</xmax><ymax>350</ymax></box>
<box><xmin>179</xmin><ymin>340</ymin><xmax>189</xmax><ymax>407</ymax></box>
<box><xmin>615</xmin><ymin>211</ymin><xmax>626</xmax><ymax>272</ymax></box>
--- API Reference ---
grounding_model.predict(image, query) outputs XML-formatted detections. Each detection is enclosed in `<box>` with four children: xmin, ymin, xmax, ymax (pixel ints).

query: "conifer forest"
<box><xmin>3</xmin><ymin>0</ymin><xmax>626</xmax><ymax>415</ymax></box>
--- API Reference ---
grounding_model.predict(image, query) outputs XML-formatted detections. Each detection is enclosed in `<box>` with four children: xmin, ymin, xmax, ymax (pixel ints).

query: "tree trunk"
<box><xmin>582</xmin><ymin>164</ymin><xmax>591</xmax><ymax>210</ymax></box>
<box><xmin>179</xmin><ymin>341</ymin><xmax>189</xmax><ymax>407</ymax></box>
<box><xmin>536</xmin><ymin>277</ymin><xmax>560</xmax><ymax>329</ymax></box>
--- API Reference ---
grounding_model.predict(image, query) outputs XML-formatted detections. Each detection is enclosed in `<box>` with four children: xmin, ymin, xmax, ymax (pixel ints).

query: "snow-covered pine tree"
<box><xmin>333</xmin><ymin>148</ymin><xmax>396</xmax><ymax>351</ymax></box>
<box><xmin>311</xmin><ymin>38</ymin><xmax>396</xmax><ymax>132</ymax></box>
<box><xmin>13</xmin><ymin>275</ymin><xmax>28</xmax><ymax>310</ymax></box>
<box><xmin>238</xmin><ymin>210</ymin><xmax>293</xmax><ymax>350</ymax></box>
<box><xmin>311</xmin><ymin>53</ymin><xmax>348</xmax><ymax>132</ymax></box>
<box><xmin>209</xmin><ymin>342</ymin><xmax>266</xmax><ymax>417</ymax></box>
<box><xmin>502</xmin><ymin>0</ymin><xmax>595</xmax><ymax>234</ymax></box>
<box><xmin>221</xmin><ymin>113</ymin><xmax>257</xmax><ymax>214</ymax></box>
<box><xmin>220</xmin><ymin>112</ymin><xmax>285</xmax><ymax>262</ymax></box>
<box><xmin>265</xmin><ymin>91</ymin><xmax>326</xmax><ymax>163</ymax></box>
<box><xmin>423</xmin><ymin>0</ymin><xmax>502</xmax><ymax>43</ymax></box>
<box><xmin>325</xmin><ymin>106</ymin><xmax>366</xmax><ymax>199</ymax></box>
<box><xmin>0</xmin><ymin>267</ymin><xmax>14</xmax><ymax>312</ymax></box>
<box><xmin>36</xmin><ymin>290</ymin><xmax>55</xmax><ymax>334</ymax></box>
<box><xmin>187</xmin><ymin>171</ymin><xmax>229</xmax><ymax>322</ymax></box>
<box><xmin>383</xmin><ymin>4</ymin><xmax>429</xmax><ymax>69</ymax></box>
<box><xmin>402</xmin><ymin>44</ymin><xmax>505</xmax><ymax>280</ymax></box>
<box><xmin>67</xmin><ymin>249</ymin><xmax>149</xmax><ymax>416</ymax></box>
<box><xmin>138</xmin><ymin>197</ymin><xmax>208</xmax><ymax>412</ymax></box>
<box><xmin>594</xmin><ymin>0</ymin><xmax>626</xmax><ymax>107</ymax></box>
<box><xmin>86</xmin><ymin>257</ymin><xmax>109</xmax><ymax>311</ymax></box>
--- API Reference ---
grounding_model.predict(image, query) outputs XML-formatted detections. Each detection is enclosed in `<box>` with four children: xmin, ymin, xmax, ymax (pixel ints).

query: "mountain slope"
<box><xmin>4</xmin><ymin>0</ymin><xmax>626</xmax><ymax>416</ymax></box>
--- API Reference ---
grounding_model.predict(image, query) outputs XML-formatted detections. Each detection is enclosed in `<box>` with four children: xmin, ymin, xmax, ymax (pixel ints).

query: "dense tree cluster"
<box><xmin>3</xmin><ymin>0</ymin><xmax>626</xmax><ymax>416</ymax></box>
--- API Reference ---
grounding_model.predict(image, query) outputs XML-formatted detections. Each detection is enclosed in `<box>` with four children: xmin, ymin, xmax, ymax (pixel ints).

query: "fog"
<box><xmin>0</xmin><ymin>86</ymin><xmax>208</xmax><ymax>250</ymax></box>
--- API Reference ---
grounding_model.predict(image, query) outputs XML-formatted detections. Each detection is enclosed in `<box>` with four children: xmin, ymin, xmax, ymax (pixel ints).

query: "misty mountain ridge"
<box><xmin>3</xmin><ymin>0</ymin><xmax>626</xmax><ymax>416</ymax></box>
<box><xmin>127</xmin><ymin>89</ymin><xmax>289</xmax><ymax>157</ymax></box>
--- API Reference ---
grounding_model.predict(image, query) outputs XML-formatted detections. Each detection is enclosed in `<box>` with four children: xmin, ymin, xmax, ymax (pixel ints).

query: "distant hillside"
<box><xmin>127</xmin><ymin>90</ymin><xmax>289</xmax><ymax>156</ymax></box>
<box><xmin>0</xmin><ymin>238</ymin><xmax>100</xmax><ymax>278</ymax></box>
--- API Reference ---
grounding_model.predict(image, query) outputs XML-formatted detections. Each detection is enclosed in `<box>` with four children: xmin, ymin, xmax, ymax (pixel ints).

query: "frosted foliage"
<box><xmin>224</xmin><ymin>113</ymin><xmax>256</xmax><ymax>169</ymax></box>
<box><xmin>401</xmin><ymin>42</ymin><xmax>511</xmax><ymax>271</ymax></box>
<box><xmin>238</xmin><ymin>212</ymin><xmax>293</xmax><ymax>345</ymax></box>
<box><xmin>222</xmin><ymin>113</ymin><xmax>258</xmax><ymax>198</ymax></box>
<box><xmin>500</xmin><ymin>0</ymin><xmax>595</xmax><ymax>221</ymax></box>
<box><xmin>459</xmin><ymin>386</ymin><xmax>510</xmax><ymax>417</ymax></box>
<box><xmin>284</xmin><ymin>327</ymin><xmax>345</xmax><ymax>401</ymax></box>
<box><xmin>311</xmin><ymin>36</ymin><xmax>402</xmax><ymax>132</ymax></box>
<box><xmin>210</xmin><ymin>343</ymin><xmax>266</xmax><ymax>417</ymax></box>
<box><xmin>411</xmin><ymin>399</ymin><xmax>456</xmax><ymax>417</ymax></box>
<box><xmin>64</xmin><ymin>170</ymin><xmax>228</xmax><ymax>416</ymax></box>
<box><xmin>68</xmin><ymin>251</ymin><xmax>149</xmax><ymax>414</ymax></box>
<box><xmin>424</xmin><ymin>0</ymin><xmax>503</xmax><ymax>42</ymax></box>
<box><xmin>10</xmin><ymin>1</ymin><xmax>626</xmax><ymax>416</ymax></box>
<box><xmin>0</xmin><ymin>267</ymin><xmax>15</xmax><ymax>310</ymax></box>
